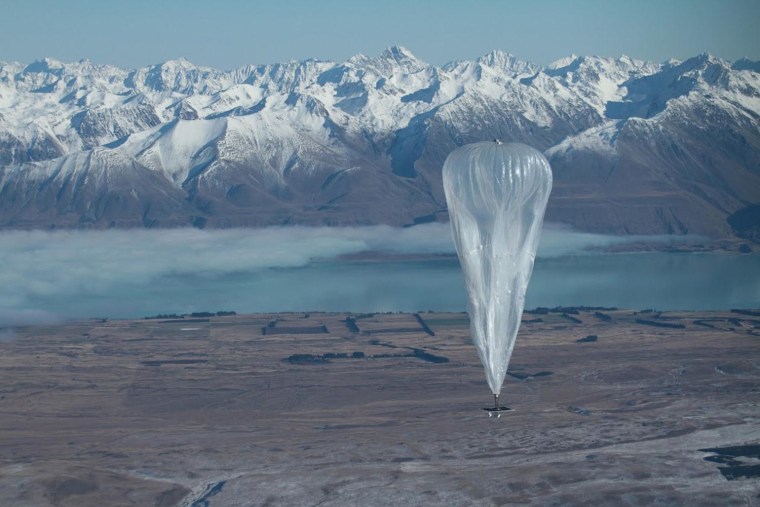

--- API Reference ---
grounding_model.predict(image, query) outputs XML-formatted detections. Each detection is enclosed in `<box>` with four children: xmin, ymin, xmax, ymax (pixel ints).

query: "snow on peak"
<box><xmin>382</xmin><ymin>46</ymin><xmax>419</xmax><ymax>62</ymax></box>
<box><xmin>160</xmin><ymin>57</ymin><xmax>197</xmax><ymax>70</ymax></box>
<box><xmin>547</xmin><ymin>54</ymin><xmax>579</xmax><ymax>70</ymax></box>
<box><xmin>476</xmin><ymin>50</ymin><xmax>538</xmax><ymax>75</ymax></box>
<box><xmin>546</xmin><ymin>120</ymin><xmax>622</xmax><ymax>158</ymax></box>
<box><xmin>665</xmin><ymin>53</ymin><xmax>734</xmax><ymax>87</ymax></box>
<box><xmin>617</xmin><ymin>55</ymin><xmax>660</xmax><ymax>75</ymax></box>
<box><xmin>679</xmin><ymin>53</ymin><xmax>729</xmax><ymax>71</ymax></box>
<box><xmin>23</xmin><ymin>57</ymin><xmax>65</xmax><ymax>73</ymax></box>
<box><xmin>376</xmin><ymin>46</ymin><xmax>428</xmax><ymax>73</ymax></box>
<box><xmin>131</xmin><ymin>58</ymin><xmax>228</xmax><ymax>95</ymax></box>
<box><xmin>1</xmin><ymin>47</ymin><xmax>757</xmax><ymax>193</ymax></box>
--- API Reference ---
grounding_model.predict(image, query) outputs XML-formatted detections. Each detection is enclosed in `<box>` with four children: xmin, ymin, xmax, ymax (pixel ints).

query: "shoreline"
<box><xmin>4</xmin><ymin>307</ymin><xmax>759</xmax><ymax>331</ymax></box>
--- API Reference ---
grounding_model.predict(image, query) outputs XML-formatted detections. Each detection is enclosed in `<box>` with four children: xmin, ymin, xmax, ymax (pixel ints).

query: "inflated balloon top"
<box><xmin>443</xmin><ymin>141</ymin><xmax>552</xmax><ymax>403</ymax></box>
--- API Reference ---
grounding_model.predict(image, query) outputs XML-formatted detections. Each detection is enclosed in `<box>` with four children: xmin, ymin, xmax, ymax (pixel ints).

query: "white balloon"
<box><xmin>443</xmin><ymin>141</ymin><xmax>552</xmax><ymax>395</ymax></box>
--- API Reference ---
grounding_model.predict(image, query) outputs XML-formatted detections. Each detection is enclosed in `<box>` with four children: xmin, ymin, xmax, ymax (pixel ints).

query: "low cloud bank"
<box><xmin>537</xmin><ymin>224</ymin><xmax>696</xmax><ymax>257</ymax></box>
<box><xmin>0</xmin><ymin>224</ymin><xmax>699</xmax><ymax>327</ymax></box>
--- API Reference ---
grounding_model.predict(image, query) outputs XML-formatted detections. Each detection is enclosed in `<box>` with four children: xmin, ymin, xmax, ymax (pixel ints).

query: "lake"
<box><xmin>0</xmin><ymin>225</ymin><xmax>757</xmax><ymax>325</ymax></box>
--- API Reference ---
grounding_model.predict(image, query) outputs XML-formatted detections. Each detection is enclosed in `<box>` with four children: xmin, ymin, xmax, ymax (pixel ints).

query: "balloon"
<box><xmin>443</xmin><ymin>141</ymin><xmax>552</xmax><ymax>400</ymax></box>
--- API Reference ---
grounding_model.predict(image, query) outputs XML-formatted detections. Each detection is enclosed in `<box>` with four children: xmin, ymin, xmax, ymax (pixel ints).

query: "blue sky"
<box><xmin>1</xmin><ymin>0</ymin><xmax>758</xmax><ymax>68</ymax></box>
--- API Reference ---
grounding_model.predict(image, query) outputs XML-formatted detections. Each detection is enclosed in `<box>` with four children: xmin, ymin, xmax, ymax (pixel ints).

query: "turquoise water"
<box><xmin>14</xmin><ymin>252</ymin><xmax>759</xmax><ymax>322</ymax></box>
<box><xmin>0</xmin><ymin>226</ymin><xmax>757</xmax><ymax>325</ymax></box>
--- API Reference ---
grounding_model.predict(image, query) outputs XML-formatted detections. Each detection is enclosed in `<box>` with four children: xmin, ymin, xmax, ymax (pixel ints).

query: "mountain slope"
<box><xmin>0</xmin><ymin>48</ymin><xmax>758</xmax><ymax>237</ymax></box>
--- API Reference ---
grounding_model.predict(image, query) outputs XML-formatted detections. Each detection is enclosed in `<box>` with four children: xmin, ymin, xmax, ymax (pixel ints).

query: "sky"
<box><xmin>0</xmin><ymin>0</ymin><xmax>758</xmax><ymax>69</ymax></box>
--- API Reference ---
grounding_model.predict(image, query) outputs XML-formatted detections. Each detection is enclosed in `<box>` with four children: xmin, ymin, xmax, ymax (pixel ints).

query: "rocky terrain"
<box><xmin>1</xmin><ymin>48</ymin><xmax>759</xmax><ymax>237</ymax></box>
<box><xmin>0</xmin><ymin>309</ymin><xmax>758</xmax><ymax>505</ymax></box>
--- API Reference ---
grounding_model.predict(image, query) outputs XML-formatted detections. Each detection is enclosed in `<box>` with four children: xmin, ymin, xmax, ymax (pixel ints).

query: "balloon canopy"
<box><xmin>442</xmin><ymin>141</ymin><xmax>552</xmax><ymax>395</ymax></box>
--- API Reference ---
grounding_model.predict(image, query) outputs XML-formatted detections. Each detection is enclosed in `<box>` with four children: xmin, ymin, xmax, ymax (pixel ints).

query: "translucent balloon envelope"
<box><xmin>443</xmin><ymin>141</ymin><xmax>552</xmax><ymax>397</ymax></box>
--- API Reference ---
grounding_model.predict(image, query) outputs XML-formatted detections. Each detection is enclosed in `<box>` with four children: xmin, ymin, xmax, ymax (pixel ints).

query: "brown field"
<box><xmin>0</xmin><ymin>309</ymin><xmax>758</xmax><ymax>506</ymax></box>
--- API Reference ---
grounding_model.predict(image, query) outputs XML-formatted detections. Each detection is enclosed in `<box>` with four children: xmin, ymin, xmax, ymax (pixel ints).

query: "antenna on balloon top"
<box><xmin>442</xmin><ymin>141</ymin><xmax>553</xmax><ymax>418</ymax></box>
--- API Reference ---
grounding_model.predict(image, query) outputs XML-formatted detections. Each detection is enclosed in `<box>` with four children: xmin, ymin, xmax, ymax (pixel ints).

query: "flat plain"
<box><xmin>0</xmin><ymin>309</ymin><xmax>758</xmax><ymax>506</ymax></box>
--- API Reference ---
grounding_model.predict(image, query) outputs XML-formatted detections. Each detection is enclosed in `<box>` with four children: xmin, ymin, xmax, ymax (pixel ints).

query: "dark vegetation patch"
<box><xmin>576</xmin><ymin>335</ymin><xmax>598</xmax><ymax>343</ymax></box>
<box><xmin>145</xmin><ymin>311</ymin><xmax>236</xmax><ymax>320</ymax></box>
<box><xmin>561</xmin><ymin>313</ymin><xmax>582</xmax><ymax>324</ymax></box>
<box><xmin>344</xmin><ymin>317</ymin><xmax>360</xmax><ymax>333</ymax></box>
<box><xmin>285</xmin><ymin>351</ymin><xmax>366</xmax><ymax>364</ymax></box>
<box><xmin>699</xmin><ymin>444</ymin><xmax>760</xmax><ymax>480</ymax></box>
<box><xmin>145</xmin><ymin>313</ymin><xmax>183</xmax><ymax>319</ymax></box>
<box><xmin>285</xmin><ymin>354</ymin><xmax>329</xmax><ymax>364</ymax></box>
<box><xmin>594</xmin><ymin>312</ymin><xmax>612</xmax><ymax>321</ymax></box>
<box><xmin>285</xmin><ymin>348</ymin><xmax>448</xmax><ymax>364</ymax></box>
<box><xmin>372</xmin><ymin>348</ymin><xmax>449</xmax><ymax>363</ymax></box>
<box><xmin>141</xmin><ymin>359</ymin><xmax>208</xmax><ymax>367</ymax></box>
<box><xmin>414</xmin><ymin>313</ymin><xmax>435</xmax><ymax>336</ymax></box>
<box><xmin>423</xmin><ymin>315</ymin><xmax>470</xmax><ymax>327</ymax></box>
<box><xmin>411</xmin><ymin>348</ymin><xmax>448</xmax><ymax>363</ymax></box>
<box><xmin>159</xmin><ymin>318</ymin><xmax>210</xmax><ymax>324</ymax></box>
<box><xmin>635</xmin><ymin>319</ymin><xmax>686</xmax><ymax>329</ymax></box>
<box><xmin>508</xmin><ymin>370</ymin><xmax>553</xmax><ymax>380</ymax></box>
<box><xmin>731</xmin><ymin>309</ymin><xmax>760</xmax><ymax>317</ymax></box>
<box><xmin>525</xmin><ymin>306</ymin><xmax>616</xmax><ymax>315</ymax></box>
<box><xmin>693</xmin><ymin>318</ymin><xmax>758</xmax><ymax>332</ymax></box>
<box><xmin>261</xmin><ymin>318</ymin><xmax>327</xmax><ymax>335</ymax></box>
<box><xmin>693</xmin><ymin>319</ymin><xmax>718</xmax><ymax>328</ymax></box>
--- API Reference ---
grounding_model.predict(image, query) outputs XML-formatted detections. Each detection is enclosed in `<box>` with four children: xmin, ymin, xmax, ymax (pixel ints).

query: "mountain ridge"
<box><xmin>1</xmin><ymin>47</ymin><xmax>758</xmax><ymax>237</ymax></box>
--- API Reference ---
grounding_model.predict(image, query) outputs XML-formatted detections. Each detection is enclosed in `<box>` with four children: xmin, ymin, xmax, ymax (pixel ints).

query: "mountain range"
<box><xmin>1</xmin><ymin>47</ymin><xmax>758</xmax><ymax>238</ymax></box>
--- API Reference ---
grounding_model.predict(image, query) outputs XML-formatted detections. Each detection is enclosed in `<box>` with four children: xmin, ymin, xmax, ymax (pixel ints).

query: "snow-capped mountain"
<box><xmin>0</xmin><ymin>47</ymin><xmax>758</xmax><ymax>237</ymax></box>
